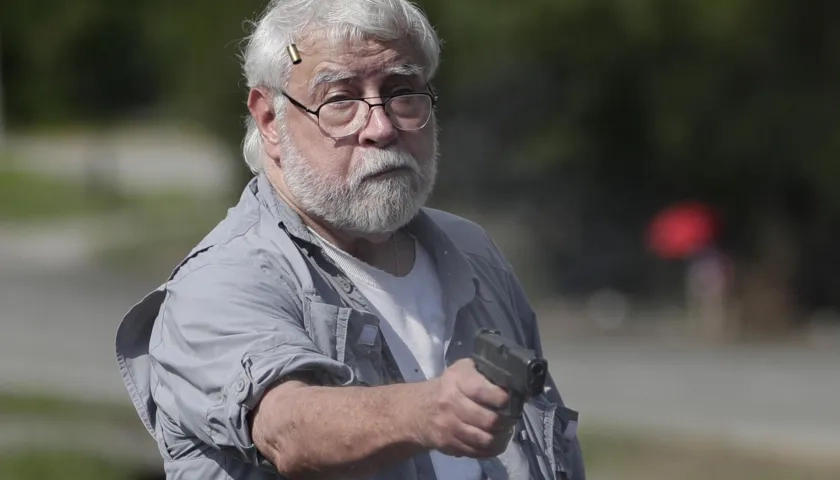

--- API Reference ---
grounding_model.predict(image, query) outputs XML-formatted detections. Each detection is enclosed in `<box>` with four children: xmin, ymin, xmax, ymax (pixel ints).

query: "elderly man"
<box><xmin>116</xmin><ymin>1</ymin><xmax>585</xmax><ymax>479</ymax></box>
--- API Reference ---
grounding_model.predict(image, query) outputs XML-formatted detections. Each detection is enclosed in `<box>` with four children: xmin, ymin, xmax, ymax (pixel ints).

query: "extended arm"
<box><xmin>252</xmin><ymin>379</ymin><xmax>430</xmax><ymax>478</ymax></box>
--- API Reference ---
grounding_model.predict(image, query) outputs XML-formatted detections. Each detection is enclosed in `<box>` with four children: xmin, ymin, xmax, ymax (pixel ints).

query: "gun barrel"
<box><xmin>472</xmin><ymin>329</ymin><xmax>549</xmax><ymax>417</ymax></box>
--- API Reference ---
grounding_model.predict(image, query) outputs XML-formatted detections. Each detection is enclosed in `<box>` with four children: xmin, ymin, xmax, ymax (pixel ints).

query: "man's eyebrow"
<box><xmin>308</xmin><ymin>69</ymin><xmax>356</xmax><ymax>97</ymax></box>
<box><xmin>306</xmin><ymin>64</ymin><xmax>425</xmax><ymax>97</ymax></box>
<box><xmin>384</xmin><ymin>64</ymin><xmax>425</xmax><ymax>78</ymax></box>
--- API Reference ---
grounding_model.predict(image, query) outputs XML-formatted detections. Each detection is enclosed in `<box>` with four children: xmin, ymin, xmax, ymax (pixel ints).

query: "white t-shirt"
<box><xmin>311</xmin><ymin>229</ymin><xmax>484</xmax><ymax>480</ymax></box>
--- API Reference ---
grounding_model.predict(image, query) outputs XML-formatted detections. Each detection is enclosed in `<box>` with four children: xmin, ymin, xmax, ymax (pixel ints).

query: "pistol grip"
<box><xmin>473</xmin><ymin>356</ymin><xmax>525</xmax><ymax>418</ymax></box>
<box><xmin>500</xmin><ymin>392</ymin><xmax>525</xmax><ymax>418</ymax></box>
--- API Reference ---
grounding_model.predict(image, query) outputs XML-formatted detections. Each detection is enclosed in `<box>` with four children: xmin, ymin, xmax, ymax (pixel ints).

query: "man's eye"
<box><xmin>325</xmin><ymin>94</ymin><xmax>353</xmax><ymax>103</ymax></box>
<box><xmin>389</xmin><ymin>88</ymin><xmax>415</xmax><ymax>96</ymax></box>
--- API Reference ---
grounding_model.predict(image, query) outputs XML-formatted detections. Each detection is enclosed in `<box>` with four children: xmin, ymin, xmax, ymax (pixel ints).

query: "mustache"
<box><xmin>352</xmin><ymin>148</ymin><xmax>421</xmax><ymax>183</ymax></box>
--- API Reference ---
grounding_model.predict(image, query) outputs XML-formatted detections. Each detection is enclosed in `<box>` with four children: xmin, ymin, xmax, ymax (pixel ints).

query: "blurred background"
<box><xmin>2</xmin><ymin>0</ymin><xmax>840</xmax><ymax>478</ymax></box>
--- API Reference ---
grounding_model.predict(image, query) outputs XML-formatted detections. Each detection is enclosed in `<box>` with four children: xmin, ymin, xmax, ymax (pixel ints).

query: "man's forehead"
<box><xmin>302</xmin><ymin>35</ymin><xmax>416</xmax><ymax>62</ymax></box>
<box><xmin>293</xmin><ymin>37</ymin><xmax>423</xmax><ymax>88</ymax></box>
<box><xmin>311</xmin><ymin>62</ymin><xmax>422</xmax><ymax>84</ymax></box>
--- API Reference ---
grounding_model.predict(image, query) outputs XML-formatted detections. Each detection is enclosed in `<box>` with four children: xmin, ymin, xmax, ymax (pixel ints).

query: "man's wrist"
<box><xmin>392</xmin><ymin>380</ymin><xmax>436</xmax><ymax>451</ymax></box>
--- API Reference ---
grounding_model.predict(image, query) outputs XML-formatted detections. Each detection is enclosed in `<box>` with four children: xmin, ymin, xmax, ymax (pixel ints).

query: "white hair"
<box><xmin>240</xmin><ymin>0</ymin><xmax>442</xmax><ymax>173</ymax></box>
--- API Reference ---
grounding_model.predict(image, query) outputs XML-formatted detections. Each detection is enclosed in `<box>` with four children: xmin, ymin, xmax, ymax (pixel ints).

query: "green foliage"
<box><xmin>4</xmin><ymin>0</ymin><xmax>840</xmax><ymax>299</ymax></box>
<box><xmin>2</xmin><ymin>1</ymin><xmax>263</xmax><ymax>135</ymax></box>
<box><xmin>5</xmin><ymin>0</ymin><xmax>839</xmax><ymax>202</ymax></box>
<box><xmin>422</xmin><ymin>0</ymin><xmax>840</xmax><ymax>202</ymax></box>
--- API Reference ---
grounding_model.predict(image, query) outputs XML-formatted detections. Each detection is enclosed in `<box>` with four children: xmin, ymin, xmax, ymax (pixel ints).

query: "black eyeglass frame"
<box><xmin>279</xmin><ymin>84</ymin><xmax>438</xmax><ymax>138</ymax></box>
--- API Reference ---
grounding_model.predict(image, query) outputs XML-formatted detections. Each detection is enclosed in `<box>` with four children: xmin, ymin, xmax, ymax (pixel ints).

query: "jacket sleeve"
<box><xmin>149</xmin><ymin>261</ymin><xmax>353</xmax><ymax>466</ymax></box>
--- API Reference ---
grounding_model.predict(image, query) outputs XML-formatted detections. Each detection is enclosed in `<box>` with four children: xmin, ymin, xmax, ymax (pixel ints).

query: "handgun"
<box><xmin>471</xmin><ymin>328</ymin><xmax>548</xmax><ymax>418</ymax></box>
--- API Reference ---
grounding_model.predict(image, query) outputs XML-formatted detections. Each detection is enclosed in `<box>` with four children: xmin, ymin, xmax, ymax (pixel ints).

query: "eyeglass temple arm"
<box><xmin>281</xmin><ymin>84</ymin><xmax>436</xmax><ymax>115</ymax></box>
<box><xmin>281</xmin><ymin>91</ymin><xmax>319</xmax><ymax>115</ymax></box>
<box><xmin>426</xmin><ymin>83</ymin><xmax>438</xmax><ymax>103</ymax></box>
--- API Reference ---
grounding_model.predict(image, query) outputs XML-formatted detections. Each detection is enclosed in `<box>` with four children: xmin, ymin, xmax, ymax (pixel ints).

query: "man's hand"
<box><xmin>414</xmin><ymin>358</ymin><xmax>517</xmax><ymax>458</ymax></box>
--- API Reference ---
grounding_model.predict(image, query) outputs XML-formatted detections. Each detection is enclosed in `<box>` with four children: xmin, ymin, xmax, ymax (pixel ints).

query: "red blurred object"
<box><xmin>647</xmin><ymin>202</ymin><xmax>719</xmax><ymax>260</ymax></box>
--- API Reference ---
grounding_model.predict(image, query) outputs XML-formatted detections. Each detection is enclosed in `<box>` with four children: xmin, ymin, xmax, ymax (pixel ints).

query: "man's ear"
<box><xmin>247</xmin><ymin>88</ymin><xmax>280</xmax><ymax>148</ymax></box>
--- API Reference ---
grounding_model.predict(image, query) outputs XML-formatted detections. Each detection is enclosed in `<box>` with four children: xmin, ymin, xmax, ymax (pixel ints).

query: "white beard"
<box><xmin>279</xmin><ymin>126</ymin><xmax>438</xmax><ymax>235</ymax></box>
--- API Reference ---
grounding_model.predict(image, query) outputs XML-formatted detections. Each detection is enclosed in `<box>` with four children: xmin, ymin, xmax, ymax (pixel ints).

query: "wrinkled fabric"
<box><xmin>115</xmin><ymin>173</ymin><xmax>586</xmax><ymax>480</ymax></box>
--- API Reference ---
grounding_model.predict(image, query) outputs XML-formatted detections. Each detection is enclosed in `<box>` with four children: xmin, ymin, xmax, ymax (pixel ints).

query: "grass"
<box><xmin>2</xmin><ymin>396</ymin><xmax>840</xmax><ymax>480</ymax></box>
<box><xmin>579</xmin><ymin>427</ymin><xmax>840</xmax><ymax>480</ymax></box>
<box><xmin>0</xmin><ymin>167</ymin><xmax>224</xmax><ymax>222</ymax></box>
<box><xmin>0</xmin><ymin>168</ymin><xmax>119</xmax><ymax>220</ymax></box>
<box><xmin>0</xmin><ymin>393</ymin><xmax>160</xmax><ymax>479</ymax></box>
<box><xmin>1</xmin><ymin>427</ymin><xmax>836</xmax><ymax>480</ymax></box>
<box><xmin>0</xmin><ymin>391</ymin><xmax>139</xmax><ymax>427</ymax></box>
<box><xmin>0</xmin><ymin>451</ymin><xmax>148</xmax><ymax>480</ymax></box>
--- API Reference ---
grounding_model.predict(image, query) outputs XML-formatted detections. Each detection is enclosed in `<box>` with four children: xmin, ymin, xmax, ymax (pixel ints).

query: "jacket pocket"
<box><xmin>303</xmin><ymin>299</ymin><xmax>385</xmax><ymax>386</ymax></box>
<box><xmin>343</xmin><ymin>309</ymin><xmax>386</xmax><ymax>386</ymax></box>
<box><xmin>303</xmin><ymin>299</ymin><xmax>350</xmax><ymax>362</ymax></box>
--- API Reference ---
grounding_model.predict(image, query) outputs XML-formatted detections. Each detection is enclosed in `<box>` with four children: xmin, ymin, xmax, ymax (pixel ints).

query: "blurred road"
<box><xmin>1</xmin><ymin>263</ymin><xmax>839</xmax><ymax>464</ymax></box>
<box><xmin>0</xmin><ymin>266</ymin><xmax>158</xmax><ymax>402</ymax></box>
<box><xmin>548</xmin><ymin>336</ymin><xmax>840</xmax><ymax>463</ymax></box>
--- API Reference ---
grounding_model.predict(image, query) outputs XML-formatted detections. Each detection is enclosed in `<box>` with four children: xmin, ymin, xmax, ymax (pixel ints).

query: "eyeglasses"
<box><xmin>280</xmin><ymin>89</ymin><xmax>437</xmax><ymax>139</ymax></box>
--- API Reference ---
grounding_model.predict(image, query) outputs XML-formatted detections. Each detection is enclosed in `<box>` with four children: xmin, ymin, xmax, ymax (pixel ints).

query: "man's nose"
<box><xmin>357</xmin><ymin>105</ymin><xmax>398</xmax><ymax>147</ymax></box>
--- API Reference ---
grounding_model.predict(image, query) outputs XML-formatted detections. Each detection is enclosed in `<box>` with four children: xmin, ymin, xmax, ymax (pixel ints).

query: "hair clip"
<box><xmin>287</xmin><ymin>44</ymin><xmax>302</xmax><ymax>65</ymax></box>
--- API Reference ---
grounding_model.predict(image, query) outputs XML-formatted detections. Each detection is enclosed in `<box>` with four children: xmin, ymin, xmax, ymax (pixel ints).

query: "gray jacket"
<box><xmin>115</xmin><ymin>173</ymin><xmax>585</xmax><ymax>480</ymax></box>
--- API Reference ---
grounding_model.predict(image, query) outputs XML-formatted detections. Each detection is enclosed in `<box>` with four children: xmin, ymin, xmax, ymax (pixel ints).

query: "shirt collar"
<box><xmin>254</xmin><ymin>171</ymin><xmax>316</xmax><ymax>243</ymax></box>
<box><xmin>254</xmin><ymin>171</ymin><xmax>479</xmax><ymax>311</ymax></box>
